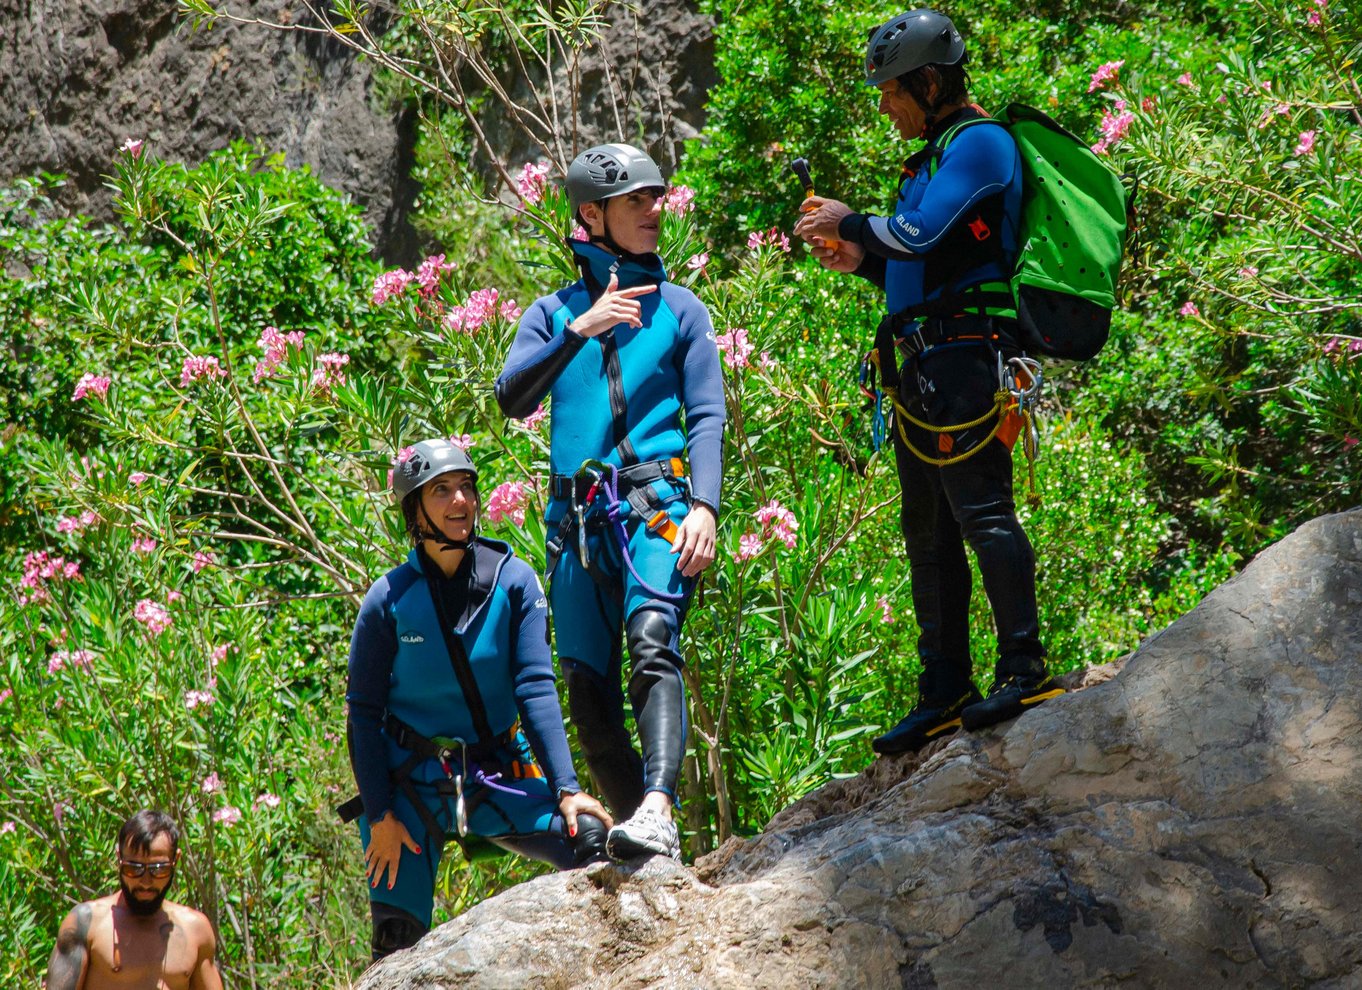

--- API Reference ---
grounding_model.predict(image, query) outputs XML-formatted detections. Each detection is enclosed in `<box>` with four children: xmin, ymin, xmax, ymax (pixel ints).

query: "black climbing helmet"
<box><xmin>391</xmin><ymin>438</ymin><xmax>478</xmax><ymax>500</ymax></box>
<box><xmin>565</xmin><ymin>143</ymin><xmax>666</xmax><ymax>214</ymax></box>
<box><xmin>865</xmin><ymin>9</ymin><xmax>966</xmax><ymax>87</ymax></box>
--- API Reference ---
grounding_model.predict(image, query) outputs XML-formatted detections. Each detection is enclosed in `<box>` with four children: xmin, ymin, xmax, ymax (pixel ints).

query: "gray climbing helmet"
<box><xmin>391</xmin><ymin>439</ymin><xmax>478</xmax><ymax>500</ymax></box>
<box><xmin>865</xmin><ymin>9</ymin><xmax>966</xmax><ymax>87</ymax></box>
<box><xmin>565</xmin><ymin>143</ymin><xmax>666</xmax><ymax>213</ymax></box>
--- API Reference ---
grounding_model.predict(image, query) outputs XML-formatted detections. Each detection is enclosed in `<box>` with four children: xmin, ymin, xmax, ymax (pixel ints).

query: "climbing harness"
<box><xmin>545</xmin><ymin>458</ymin><xmax>691</xmax><ymax>602</ymax></box>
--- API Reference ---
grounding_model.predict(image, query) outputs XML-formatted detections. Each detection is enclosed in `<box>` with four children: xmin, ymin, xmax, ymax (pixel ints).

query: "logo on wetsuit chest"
<box><xmin>399</xmin><ymin>632</ymin><xmax>425</xmax><ymax>644</ymax></box>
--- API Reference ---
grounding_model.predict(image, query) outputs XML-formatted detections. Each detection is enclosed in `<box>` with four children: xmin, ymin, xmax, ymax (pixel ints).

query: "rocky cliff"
<box><xmin>359</xmin><ymin>508</ymin><xmax>1362</xmax><ymax>989</ymax></box>
<box><xmin>0</xmin><ymin>0</ymin><xmax>715</xmax><ymax>263</ymax></box>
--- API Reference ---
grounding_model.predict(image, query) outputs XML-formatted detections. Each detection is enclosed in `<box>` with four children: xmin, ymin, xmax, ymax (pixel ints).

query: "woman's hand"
<box><xmin>559</xmin><ymin>791</ymin><xmax>614</xmax><ymax>835</ymax></box>
<box><xmin>364</xmin><ymin>812</ymin><xmax>421</xmax><ymax>890</ymax></box>
<box><xmin>570</xmin><ymin>273</ymin><xmax>658</xmax><ymax>338</ymax></box>
<box><xmin>672</xmin><ymin>503</ymin><xmax>717</xmax><ymax>578</ymax></box>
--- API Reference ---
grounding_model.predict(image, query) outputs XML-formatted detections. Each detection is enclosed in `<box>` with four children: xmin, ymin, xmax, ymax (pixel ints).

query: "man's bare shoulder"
<box><xmin>163</xmin><ymin>900</ymin><xmax>216</xmax><ymax>945</ymax></box>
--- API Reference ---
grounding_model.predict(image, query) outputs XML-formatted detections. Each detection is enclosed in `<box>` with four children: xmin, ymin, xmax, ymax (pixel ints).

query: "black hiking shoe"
<box><xmin>960</xmin><ymin>673</ymin><xmax>1065</xmax><ymax>731</ymax></box>
<box><xmin>872</xmin><ymin>688</ymin><xmax>983</xmax><ymax>755</ymax></box>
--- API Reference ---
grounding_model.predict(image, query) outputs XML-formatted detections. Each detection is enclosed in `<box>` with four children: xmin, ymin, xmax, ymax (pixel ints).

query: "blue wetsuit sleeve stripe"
<box><xmin>495</xmin><ymin>298</ymin><xmax>588</xmax><ymax>419</ymax></box>
<box><xmin>346</xmin><ymin>576</ymin><xmax>400</xmax><ymax>822</ymax></box>
<box><xmin>883</xmin><ymin>126</ymin><xmax>1017</xmax><ymax>253</ymax></box>
<box><xmin>672</xmin><ymin>290</ymin><xmax>726</xmax><ymax>513</ymax></box>
<box><xmin>507</xmin><ymin>566</ymin><xmax>580</xmax><ymax>795</ymax></box>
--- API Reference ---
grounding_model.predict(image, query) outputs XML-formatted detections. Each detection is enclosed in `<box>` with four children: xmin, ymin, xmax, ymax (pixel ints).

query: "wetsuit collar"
<box><xmin>568</xmin><ymin>239</ymin><xmax>667</xmax><ymax>298</ymax></box>
<box><xmin>923</xmin><ymin>104</ymin><xmax>988</xmax><ymax>145</ymax></box>
<box><xmin>408</xmin><ymin>537</ymin><xmax>513</xmax><ymax>633</ymax></box>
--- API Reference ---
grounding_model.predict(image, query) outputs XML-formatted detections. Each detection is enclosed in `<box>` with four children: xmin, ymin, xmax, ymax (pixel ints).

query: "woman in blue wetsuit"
<box><xmin>344</xmin><ymin>438</ymin><xmax>611</xmax><ymax>960</ymax></box>
<box><xmin>795</xmin><ymin>10</ymin><xmax>1062</xmax><ymax>756</ymax></box>
<box><xmin>495</xmin><ymin>143</ymin><xmax>725</xmax><ymax>862</ymax></box>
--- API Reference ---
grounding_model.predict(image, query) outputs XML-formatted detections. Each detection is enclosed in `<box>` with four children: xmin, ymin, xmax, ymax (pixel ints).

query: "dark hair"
<box><xmin>897</xmin><ymin>61</ymin><xmax>972</xmax><ymax>114</ymax></box>
<box><xmin>116</xmin><ymin>809</ymin><xmax>179</xmax><ymax>859</ymax></box>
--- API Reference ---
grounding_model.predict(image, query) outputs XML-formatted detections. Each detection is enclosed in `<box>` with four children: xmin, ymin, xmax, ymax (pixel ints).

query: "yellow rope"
<box><xmin>890</xmin><ymin>390</ymin><xmax>1013</xmax><ymax>467</ymax></box>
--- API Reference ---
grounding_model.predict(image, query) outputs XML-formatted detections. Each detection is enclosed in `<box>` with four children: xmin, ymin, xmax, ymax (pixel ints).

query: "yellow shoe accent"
<box><xmin>926</xmin><ymin>717</ymin><xmax>963</xmax><ymax>738</ymax></box>
<box><xmin>1020</xmin><ymin>687</ymin><xmax>1066</xmax><ymax>706</ymax></box>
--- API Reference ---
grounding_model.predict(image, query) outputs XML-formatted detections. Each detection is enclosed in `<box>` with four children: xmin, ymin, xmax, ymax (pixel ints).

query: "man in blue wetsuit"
<box><xmin>344</xmin><ymin>438</ymin><xmax>612</xmax><ymax>960</ymax></box>
<box><xmin>795</xmin><ymin>10</ymin><xmax>1063</xmax><ymax>755</ymax></box>
<box><xmin>496</xmin><ymin>143</ymin><xmax>724</xmax><ymax>861</ymax></box>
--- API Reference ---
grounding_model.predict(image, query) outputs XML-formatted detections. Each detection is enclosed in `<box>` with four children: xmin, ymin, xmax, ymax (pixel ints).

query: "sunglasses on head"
<box><xmin>119</xmin><ymin>859</ymin><xmax>173</xmax><ymax>879</ymax></box>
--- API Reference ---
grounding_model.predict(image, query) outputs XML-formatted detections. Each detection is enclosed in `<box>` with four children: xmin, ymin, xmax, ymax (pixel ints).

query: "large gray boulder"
<box><xmin>359</xmin><ymin>509</ymin><xmax>1362</xmax><ymax>988</ymax></box>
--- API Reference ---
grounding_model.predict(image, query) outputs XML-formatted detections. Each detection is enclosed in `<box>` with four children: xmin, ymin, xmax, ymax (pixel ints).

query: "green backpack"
<box><xmin>935</xmin><ymin>103</ymin><xmax>1130</xmax><ymax>360</ymax></box>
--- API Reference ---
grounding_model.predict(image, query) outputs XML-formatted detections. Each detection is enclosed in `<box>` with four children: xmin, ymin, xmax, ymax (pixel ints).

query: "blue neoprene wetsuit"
<box><xmin>838</xmin><ymin>106</ymin><xmax>1047</xmax><ymax>701</ymax></box>
<box><xmin>346</xmin><ymin>537</ymin><xmax>580</xmax><ymax>927</ymax></box>
<box><xmin>495</xmin><ymin>239</ymin><xmax>725</xmax><ymax>816</ymax></box>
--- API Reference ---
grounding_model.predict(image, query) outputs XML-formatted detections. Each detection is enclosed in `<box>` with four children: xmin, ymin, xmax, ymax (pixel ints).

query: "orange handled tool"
<box><xmin>791</xmin><ymin>157</ymin><xmax>840</xmax><ymax>250</ymax></box>
<box><xmin>647</xmin><ymin>510</ymin><xmax>679</xmax><ymax>544</ymax></box>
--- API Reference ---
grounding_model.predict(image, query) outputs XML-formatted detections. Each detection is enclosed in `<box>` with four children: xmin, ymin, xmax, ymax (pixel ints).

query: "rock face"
<box><xmin>0</xmin><ymin>0</ymin><xmax>421</xmax><ymax>259</ymax></box>
<box><xmin>359</xmin><ymin>509</ymin><xmax>1362</xmax><ymax>989</ymax></box>
<box><xmin>0</xmin><ymin>1</ymin><xmax>715</xmax><ymax>262</ymax></box>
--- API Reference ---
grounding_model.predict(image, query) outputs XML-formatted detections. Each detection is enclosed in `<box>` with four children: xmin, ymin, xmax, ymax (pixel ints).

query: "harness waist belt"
<box><xmin>383</xmin><ymin>712</ymin><xmax>516</xmax><ymax>764</ymax></box>
<box><xmin>548</xmin><ymin>457</ymin><xmax>685</xmax><ymax>502</ymax></box>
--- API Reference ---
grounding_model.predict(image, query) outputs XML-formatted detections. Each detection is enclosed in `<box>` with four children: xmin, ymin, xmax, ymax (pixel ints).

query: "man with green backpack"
<box><xmin>795</xmin><ymin>8</ymin><xmax>1096</xmax><ymax>754</ymax></box>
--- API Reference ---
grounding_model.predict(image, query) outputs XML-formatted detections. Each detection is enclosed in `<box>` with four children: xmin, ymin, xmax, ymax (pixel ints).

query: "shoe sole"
<box><xmin>961</xmin><ymin>687</ymin><xmax>1066</xmax><ymax>732</ymax></box>
<box><xmin>871</xmin><ymin>711</ymin><xmax>970</xmax><ymax>756</ymax></box>
<box><xmin>606</xmin><ymin>832</ymin><xmax>679</xmax><ymax>861</ymax></box>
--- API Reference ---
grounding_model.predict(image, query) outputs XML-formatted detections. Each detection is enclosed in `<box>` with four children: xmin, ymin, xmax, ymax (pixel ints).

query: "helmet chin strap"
<box><xmin>418</xmin><ymin>500</ymin><xmax>474</xmax><ymax>553</ymax></box>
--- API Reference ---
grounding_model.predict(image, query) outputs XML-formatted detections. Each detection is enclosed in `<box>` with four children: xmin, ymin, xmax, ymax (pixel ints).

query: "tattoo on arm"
<box><xmin>45</xmin><ymin>904</ymin><xmax>91</xmax><ymax>990</ymax></box>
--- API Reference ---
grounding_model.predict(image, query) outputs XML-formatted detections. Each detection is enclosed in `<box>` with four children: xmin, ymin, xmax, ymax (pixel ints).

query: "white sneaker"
<box><xmin>606</xmin><ymin>807</ymin><xmax>680</xmax><ymax>860</ymax></box>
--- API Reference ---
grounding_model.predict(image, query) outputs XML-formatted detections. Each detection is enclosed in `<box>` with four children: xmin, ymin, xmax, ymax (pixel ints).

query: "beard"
<box><xmin>119</xmin><ymin>873</ymin><xmax>172</xmax><ymax>916</ymax></box>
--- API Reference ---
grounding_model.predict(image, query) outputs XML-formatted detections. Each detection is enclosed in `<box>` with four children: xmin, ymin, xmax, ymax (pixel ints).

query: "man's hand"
<box><xmin>810</xmin><ymin>239</ymin><xmax>866</xmax><ymax>273</ymax></box>
<box><xmin>365</xmin><ymin>812</ymin><xmax>421</xmax><ymax>890</ymax></box>
<box><xmin>558</xmin><ymin>791</ymin><xmax>613</xmax><ymax>836</ymax></box>
<box><xmin>570</xmin><ymin>273</ymin><xmax>657</xmax><ymax>338</ymax></box>
<box><xmin>671</xmin><ymin>503</ymin><xmax>717</xmax><ymax>578</ymax></box>
<box><xmin>793</xmin><ymin>196</ymin><xmax>854</xmax><ymax>244</ymax></box>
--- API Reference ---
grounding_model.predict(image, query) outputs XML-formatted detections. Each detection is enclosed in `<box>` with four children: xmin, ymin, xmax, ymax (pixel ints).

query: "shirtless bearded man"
<box><xmin>45</xmin><ymin>809</ymin><xmax>223</xmax><ymax>990</ymax></box>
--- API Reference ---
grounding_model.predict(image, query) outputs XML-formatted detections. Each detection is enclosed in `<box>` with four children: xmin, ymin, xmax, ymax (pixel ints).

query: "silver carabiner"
<box><xmin>454</xmin><ymin>772</ymin><xmax>468</xmax><ymax>836</ymax></box>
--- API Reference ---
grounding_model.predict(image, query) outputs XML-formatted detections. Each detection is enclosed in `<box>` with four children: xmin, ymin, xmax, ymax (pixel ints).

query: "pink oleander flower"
<box><xmin>0</xmin><ymin>689</ymin><xmax>11</xmax><ymax>706</ymax></box>
<box><xmin>875</xmin><ymin>594</ymin><xmax>894</xmax><ymax>624</ymax></box>
<box><xmin>1307</xmin><ymin>6</ymin><xmax>1323</xmax><ymax>25</ymax></box>
<box><xmin>754</xmin><ymin>499</ymin><xmax>799</xmax><ymax>550</ymax></box>
<box><xmin>1180</xmin><ymin>301</ymin><xmax>1200</xmax><ymax>317</ymax></box>
<box><xmin>747</xmin><ymin>227</ymin><xmax>792</xmax><ymax>253</ymax></box>
<box><xmin>17</xmin><ymin>551</ymin><xmax>82</xmax><ymax>606</ymax></box>
<box><xmin>184</xmin><ymin>688</ymin><xmax>216</xmax><ymax>710</ymax></box>
<box><xmin>1141</xmin><ymin>96</ymin><xmax>1156</xmax><ymax>114</ymax></box>
<box><xmin>1092</xmin><ymin>101</ymin><xmax>1136</xmax><ymax>155</ymax></box>
<box><xmin>485</xmin><ymin>480</ymin><xmax>531</xmax><ymax>527</ymax></box>
<box><xmin>133</xmin><ymin>598</ymin><xmax>172</xmax><ymax>635</ymax></box>
<box><xmin>1176</xmin><ymin>72</ymin><xmax>1193</xmax><ymax>86</ymax></box>
<box><xmin>664</xmin><ymin>185</ymin><xmax>696</xmax><ymax>215</ymax></box>
<box><xmin>132</xmin><ymin>536</ymin><xmax>157</xmax><ymax>554</ymax></box>
<box><xmin>253</xmin><ymin>792</ymin><xmax>282</xmax><ymax>810</ymax></box>
<box><xmin>167</xmin><ymin>590</ymin><xmax>183</xmax><ymax>603</ymax></box>
<box><xmin>1088</xmin><ymin>59</ymin><xmax>1125</xmax><ymax>93</ymax></box>
<box><xmin>191</xmin><ymin>549</ymin><xmax>216</xmax><ymax>573</ymax></box>
<box><xmin>735</xmin><ymin>532</ymin><xmax>765</xmax><ymax>562</ymax></box>
<box><xmin>72</xmin><ymin>373</ymin><xmax>111</xmax><ymax>402</ymax></box>
<box><xmin>500</xmin><ymin>298</ymin><xmax>523</xmax><ymax>322</ymax></box>
<box><xmin>129</xmin><ymin>471</ymin><xmax>149</xmax><ymax>485</ymax></box>
<box><xmin>48</xmin><ymin>649</ymin><xmax>94</xmax><ymax>675</ymax></box>
<box><xmin>253</xmin><ymin>326</ymin><xmax>306</xmax><ymax>383</ymax></box>
<box><xmin>1294</xmin><ymin>130</ymin><xmax>1317</xmax><ymax>157</ymax></box>
<box><xmin>53</xmin><ymin>801</ymin><xmax>69</xmax><ymax>825</ymax></box>
<box><xmin>1344</xmin><ymin>436</ymin><xmax>1359</xmax><ymax>448</ymax></box>
<box><xmin>756</xmin><ymin>351</ymin><xmax>776</xmax><ymax>372</ymax></box>
<box><xmin>56</xmin><ymin>510</ymin><xmax>98</xmax><ymax>535</ymax></box>
<box><xmin>212</xmin><ymin>806</ymin><xmax>242</xmax><ymax>826</ymax></box>
<box><xmin>1239</xmin><ymin>265</ymin><xmax>1260</xmax><ymax>277</ymax></box>
<box><xmin>211</xmin><ymin>644</ymin><xmax>229</xmax><ymax>666</ymax></box>
<box><xmin>180</xmin><ymin>354</ymin><xmax>226</xmax><ymax>388</ymax></box>
<box><xmin>515</xmin><ymin>161</ymin><xmax>551</xmax><ymax>205</ymax></box>
<box><xmin>119</xmin><ymin>138</ymin><xmax>144</xmax><ymax>158</ymax></box>
<box><xmin>371</xmin><ymin>268</ymin><xmax>414</xmax><ymax>306</ymax></box>
<box><xmin>444</xmin><ymin>288</ymin><xmax>507</xmax><ymax>334</ymax></box>
<box><xmin>516</xmin><ymin>405</ymin><xmax>548</xmax><ymax>431</ymax></box>
<box><xmin>571</xmin><ymin>224</ymin><xmax>589</xmax><ymax>242</ymax></box>
<box><xmin>685</xmin><ymin>252</ymin><xmax>709</xmax><ymax>273</ymax></box>
<box><xmin>0</xmin><ymin>820</ymin><xmax>14</xmax><ymax>834</ymax></box>
<box><xmin>414</xmin><ymin>254</ymin><xmax>455</xmax><ymax>297</ymax></box>
<box><xmin>201</xmin><ymin>772</ymin><xmax>223</xmax><ymax>794</ymax></box>
<box><xmin>311</xmin><ymin>352</ymin><xmax>350</xmax><ymax>397</ymax></box>
<box><xmin>449</xmin><ymin>434</ymin><xmax>476</xmax><ymax>452</ymax></box>
<box><xmin>716</xmin><ymin>327</ymin><xmax>755</xmax><ymax>370</ymax></box>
